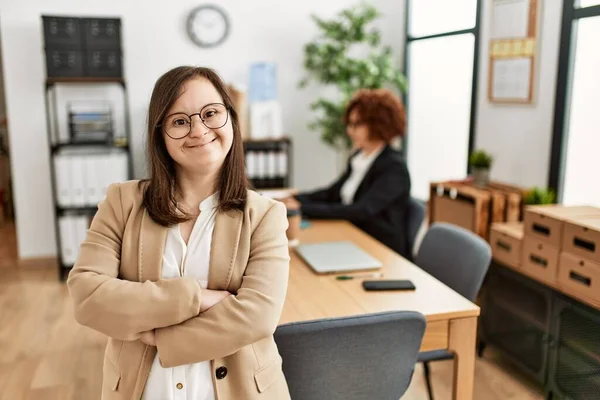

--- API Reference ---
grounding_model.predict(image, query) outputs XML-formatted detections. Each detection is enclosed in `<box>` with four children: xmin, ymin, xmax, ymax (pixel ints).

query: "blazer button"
<box><xmin>216</xmin><ymin>366</ymin><xmax>228</xmax><ymax>379</ymax></box>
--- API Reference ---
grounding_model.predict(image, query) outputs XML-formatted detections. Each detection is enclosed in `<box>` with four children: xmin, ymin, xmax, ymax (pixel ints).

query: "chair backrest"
<box><xmin>274</xmin><ymin>311</ymin><xmax>426</xmax><ymax>400</ymax></box>
<box><xmin>415</xmin><ymin>222</ymin><xmax>492</xmax><ymax>301</ymax></box>
<box><xmin>405</xmin><ymin>197</ymin><xmax>426</xmax><ymax>261</ymax></box>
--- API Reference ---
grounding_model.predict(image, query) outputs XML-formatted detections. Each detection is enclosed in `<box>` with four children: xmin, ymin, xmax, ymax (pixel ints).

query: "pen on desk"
<box><xmin>336</xmin><ymin>272</ymin><xmax>383</xmax><ymax>280</ymax></box>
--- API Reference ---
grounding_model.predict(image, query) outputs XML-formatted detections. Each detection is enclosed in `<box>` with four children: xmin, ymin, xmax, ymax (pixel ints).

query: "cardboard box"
<box><xmin>562</xmin><ymin>217</ymin><xmax>600</xmax><ymax>263</ymax></box>
<box><xmin>522</xmin><ymin>236</ymin><xmax>560</xmax><ymax>285</ymax></box>
<box><xmin>557</xmin><ymin>252</ymin><xmax>600</xmax><ymax>305</ymax></box>
<box><xmin>523</xmin><ymin>205</ymin><xmax>600</xmax><ymax>247</ymax></box>
<box><xmin>429</xmin><ymin>182</ymin><xmax>491</xmax><ymax>240</ymax></box>
<box><xmin>490</xmin><ymin>222</ymin><xmax>524</xmax><ymax>269</ymax></box>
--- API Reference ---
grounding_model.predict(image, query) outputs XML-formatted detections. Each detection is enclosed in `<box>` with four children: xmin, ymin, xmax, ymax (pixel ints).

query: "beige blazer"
<box><xmin>67</xmin><ymin>180</ymin><xmax>291</xmax><ymax>400</ymax></box>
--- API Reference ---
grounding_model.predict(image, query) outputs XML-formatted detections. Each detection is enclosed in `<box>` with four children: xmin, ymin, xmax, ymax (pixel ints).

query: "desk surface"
<box><xmin>280</xmin><ymin>220</ymin><xmax>479</xmax><ymax>324</ymax></box>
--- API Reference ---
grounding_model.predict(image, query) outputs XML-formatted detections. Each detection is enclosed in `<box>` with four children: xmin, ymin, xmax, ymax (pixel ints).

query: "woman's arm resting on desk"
<box><xmin>154</xmin><ymin>202</ymin><xmax>290</xmax><ymax>368</ymax></box>
<box><xmin>300</xmin><ymin>161</ymin><xmax>409</xmax><ymax>221</ymax></box>
<box><xmin>67</xmin><ymin>184</ymin><xmax>203</xmax><ymax>341</ymax></box>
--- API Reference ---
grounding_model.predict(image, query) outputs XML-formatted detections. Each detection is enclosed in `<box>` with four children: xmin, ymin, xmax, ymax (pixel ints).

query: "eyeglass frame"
<box><xmin>156</xmin><ymin>102</ymin><xmax>231</xmax><ymax>140</ymax></box>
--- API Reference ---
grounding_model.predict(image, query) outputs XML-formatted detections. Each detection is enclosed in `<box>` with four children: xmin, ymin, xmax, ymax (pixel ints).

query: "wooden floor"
<box><xmin>0</xmin><ymin>222</ymin><xmax>544</xmax><ymax>400</ymax></box>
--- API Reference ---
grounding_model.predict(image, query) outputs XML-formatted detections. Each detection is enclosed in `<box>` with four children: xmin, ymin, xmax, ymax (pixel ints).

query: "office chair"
<box><xmin>405</xmin><ymin>197</ymin><xmax>426</xmax><ymax>261</ymax></box>
<box><xmin>274</xmin><ymin>311</ymin><xmax>426</xmax><ymax>400</ymax></box>
<box><xmin>414</xmin><ymin>222</ymin><xmax>492</xmax><ymax>400</ymax></box>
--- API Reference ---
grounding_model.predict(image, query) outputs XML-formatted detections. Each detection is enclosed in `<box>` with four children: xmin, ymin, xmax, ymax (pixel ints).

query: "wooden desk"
<box><xmin>280</xmin><ymin>220</ymin><xmax>480</xmax><ymax>400</ymax></box>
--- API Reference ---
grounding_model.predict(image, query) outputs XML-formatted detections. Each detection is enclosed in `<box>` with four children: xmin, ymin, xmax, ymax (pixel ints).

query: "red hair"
<box><xmin>343</xmin><ymin>88</ymin><xmax>407</xmax><ymax>142</ymax></box>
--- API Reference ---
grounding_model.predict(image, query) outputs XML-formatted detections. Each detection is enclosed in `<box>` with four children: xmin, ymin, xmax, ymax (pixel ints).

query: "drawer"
<box><xmin>557</xmin><ymin>252</ymin><xmax>600</xmax><ymax>304</ymax></box>
<box><xmin>562</xmin><ymin>218</ymin><xmax>600</xmax><ymax>263</ymax></box>
<box><xmin>491</xmin><ymin>228</ymin><xmax>522</xmax><ymax>269</ymax></box>
<box><xmin>522</xmin><ymin>237</ymin><xmax>559</xmax><ymax>285</ymax></box>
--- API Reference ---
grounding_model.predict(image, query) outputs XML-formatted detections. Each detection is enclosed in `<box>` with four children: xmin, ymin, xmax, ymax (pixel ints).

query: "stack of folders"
<box><xmin>245</xmin><ymin>148</ymin><xmax>288</xmax><ymax>189</ymax></box>
<box><xmin>58</xmin><ymin>213</ymin><xmax>89</xmax><ymax>266</ymax></box>
<box><xmin>53</xmin><ymin>148</ymin><xmax>129</xmax><ymax>207</ymax></box>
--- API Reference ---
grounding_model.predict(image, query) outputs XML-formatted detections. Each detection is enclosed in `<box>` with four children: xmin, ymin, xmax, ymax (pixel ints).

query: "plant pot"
<box><xmin>472</xmin><ymin>167</ymin><xmax>490</xmax><ymax>187</ymax></box>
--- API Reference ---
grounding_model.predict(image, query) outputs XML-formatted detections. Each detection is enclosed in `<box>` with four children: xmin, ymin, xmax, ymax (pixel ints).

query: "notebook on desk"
<box><xmin>294</xmin><ymin>240</ymin><xmax>382</xmax><ymax>274</ymax></box>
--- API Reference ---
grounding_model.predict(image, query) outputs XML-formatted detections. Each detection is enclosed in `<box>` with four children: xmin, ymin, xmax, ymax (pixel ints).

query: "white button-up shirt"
<box><xmin>142</xmin><ymin>193</ymin><xmax>218</xmax><ymax>400</ymax></box>
<box><xmin>340</xmin><ymin>147</ymin><xmax>384</xmax><ymax>205</ymax></box>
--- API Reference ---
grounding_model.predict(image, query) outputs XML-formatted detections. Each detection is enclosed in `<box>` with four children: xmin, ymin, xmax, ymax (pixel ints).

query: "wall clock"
<box><xmin>186</xmin><ymin>5</ymin><xmax>230</xmax><ymax>48</ymax></box>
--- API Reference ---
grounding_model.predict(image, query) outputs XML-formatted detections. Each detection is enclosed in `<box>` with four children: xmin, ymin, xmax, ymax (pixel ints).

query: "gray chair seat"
<box><xmin>275</xmin><ymin>311</ymin><xmax>427</xmax><ymax>400</ymax></box>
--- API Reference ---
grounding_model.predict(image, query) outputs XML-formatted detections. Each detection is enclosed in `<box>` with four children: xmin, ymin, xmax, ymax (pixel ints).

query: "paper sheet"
<box><xmin>492</xmin><ymin>0</ymin><xmax>530</xmax><ymax>39</ymax></box>
<box><xmin>491</xmin><ymin>57</ymin><xmax>532</xmax><ymax>101</ymax></box>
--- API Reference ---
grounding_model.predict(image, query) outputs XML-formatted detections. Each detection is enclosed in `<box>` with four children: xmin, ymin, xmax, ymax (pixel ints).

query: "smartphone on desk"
<box><xmin>362</xmin><ymin>279</ymin><xmax>416</xmax><ymax>291</ymax></box>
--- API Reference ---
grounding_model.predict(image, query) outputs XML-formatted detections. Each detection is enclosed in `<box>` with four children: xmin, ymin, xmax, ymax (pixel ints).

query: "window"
<box><xmin>404</xmin><ymin>0</ymin><xmax>481</xmax><ymax>200</ymax></box>
<box><xmin>549</xmin><ymin>1</ymin><xmax>600</xmax><ymax>205</ymax></box>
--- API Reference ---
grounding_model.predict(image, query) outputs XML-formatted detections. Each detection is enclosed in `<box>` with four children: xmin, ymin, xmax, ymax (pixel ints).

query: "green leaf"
<box><xmin>298</xmin><ymin>2</ymin><xmax>408</xmax><ymax>151</ymax></box>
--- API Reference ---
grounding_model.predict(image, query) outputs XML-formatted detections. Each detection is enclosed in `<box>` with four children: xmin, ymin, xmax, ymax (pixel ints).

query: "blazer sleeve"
<box><xmin>154</xmin><ymin>202</ymin><xmax>290</xmax><ymax>368</ymax></box>
<box><xmin>300</xmin><ymin>159</ymin><xmax>410</xmax><ymax>221</ymax></box>
<box><xmin>67</xmin><ymin>183</ymin><xmax>203</xmax><ymax>341</ymax></box>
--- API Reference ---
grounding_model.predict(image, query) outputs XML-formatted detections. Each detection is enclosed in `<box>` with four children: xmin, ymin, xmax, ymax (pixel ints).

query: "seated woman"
<box><xmin>282</xmin><ymin>88</ymin><xmax>411</xmax><ymax>258</ymax></box>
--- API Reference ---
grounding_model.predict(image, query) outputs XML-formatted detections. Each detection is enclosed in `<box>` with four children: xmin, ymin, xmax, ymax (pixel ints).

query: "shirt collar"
<box><xmin>199</xmin><ymin>192</ymin><xmax>219</xmax><ymax>212</ymax></box>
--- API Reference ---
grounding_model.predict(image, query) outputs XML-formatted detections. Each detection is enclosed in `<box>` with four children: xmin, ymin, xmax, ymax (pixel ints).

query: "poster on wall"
<box><xmin>488</xmin><ymin>0</ymin><xmax>540</xmax><ymax>104</ymax></box>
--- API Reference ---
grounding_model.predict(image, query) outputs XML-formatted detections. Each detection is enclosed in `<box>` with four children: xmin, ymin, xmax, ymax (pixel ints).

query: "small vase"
<box><xmin>472</xmin><ymin>167</ymin><xmax>490</xmax><ymax>187</ymax></box>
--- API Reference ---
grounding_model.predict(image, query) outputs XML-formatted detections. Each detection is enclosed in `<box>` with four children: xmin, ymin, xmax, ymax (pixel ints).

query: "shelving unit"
<box><xmin>42</xmin><ymin>15</ymin><xmax>132</xmax><ymax>280</ymax></box>
<box><xmin>243</xmin><ymin>137</ymin><xmax>292</xmax><ymax>189</ymax></box>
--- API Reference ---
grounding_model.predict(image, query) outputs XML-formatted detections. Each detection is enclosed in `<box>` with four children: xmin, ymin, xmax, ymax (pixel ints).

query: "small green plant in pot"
<box><xmin>469</xmin><ymin>149</ymin><xmax>493</xmax><ymax>187</ymax></box>
<box><xmin>524</xmin><ymin>187</ymin><xmax>557</xmax><ymax>205</ymax></box>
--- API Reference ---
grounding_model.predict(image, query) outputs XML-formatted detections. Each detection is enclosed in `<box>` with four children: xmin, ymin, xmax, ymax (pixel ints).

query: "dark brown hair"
<box><xmin>140</xmin><ymin>66</ymin><xmax>248</xmax><ymax>226</ymax></box>
<box><xmin>343</xmin><ymin>88</ymin><xmax>407</xmax><ymax>142</ymax></box>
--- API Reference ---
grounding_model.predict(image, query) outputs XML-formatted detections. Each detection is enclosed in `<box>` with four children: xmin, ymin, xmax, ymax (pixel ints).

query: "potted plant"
<box><xmin>524</xmin><ymin>186</ymin><xmax>557</xmax><ymax>205</ymax></box>
<box><xmin>469</xmin><ymin>149</ymin><xmax>493</xmax><ymax>187</ymax></box>
<box><xmin>298</xmin><ymin>3</ymin><xmax>407</xmax><ymax>153</ymax></box>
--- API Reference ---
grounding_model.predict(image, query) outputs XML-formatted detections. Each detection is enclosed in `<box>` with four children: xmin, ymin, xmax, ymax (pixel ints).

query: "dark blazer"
<box><xmin>295</xmin><ymin>145</ymin><xmax>411</xmax><ymax>258</ymax></box>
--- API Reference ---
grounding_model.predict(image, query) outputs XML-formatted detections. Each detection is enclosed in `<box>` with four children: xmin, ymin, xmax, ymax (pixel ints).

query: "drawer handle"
<box><xmin>530</xmin><ymin>254</ymin><xmax>547</xmax><ymax>267</ymax></box>
<box><xmin>533</xmin><ymin>223</ymin><xmax>550</xmax><ymax>236</ymax></box>
<box><xmin>569</xmin><ymin>271</ymin><xmax>591</xmax><ymax>287</ymax></box>
<box><xmin>496</xmin><ymin>240</ymin><xmax>511</xmax><ymax>252</ymax></box>
<box><xmin>573</xmin><ymin>236</ymin><xmax>595</xmax><ymax>253</ymax></box>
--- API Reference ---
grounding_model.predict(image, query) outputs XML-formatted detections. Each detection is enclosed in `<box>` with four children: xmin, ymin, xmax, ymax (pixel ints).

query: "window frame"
<box><xmin>402</xmin><ymin>0</ymin><xmax>482</xmax><ymax>174</ymax></box>
<box><xmin>548</xmin><ymin>1</ymin><xmax>600</xmax><ymax>195</ymax></box>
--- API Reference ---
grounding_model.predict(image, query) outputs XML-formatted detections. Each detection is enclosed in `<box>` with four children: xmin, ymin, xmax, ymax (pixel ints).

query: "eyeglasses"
<box><xmin>346</xmin><ymin>120</ymin><xmax>366</xmax><ymax>129</ymax></box>
<box><xmin>159</xmin><ymin>103</ymin><xmax>229</xmax><ymax>140</ymax></box>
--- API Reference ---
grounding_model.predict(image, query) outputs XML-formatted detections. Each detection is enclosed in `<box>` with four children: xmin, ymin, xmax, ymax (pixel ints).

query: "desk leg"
<box><xmin>448</xmin><ymin>316</ymin><xmax>477</xmax><ymax>400</ymax></box>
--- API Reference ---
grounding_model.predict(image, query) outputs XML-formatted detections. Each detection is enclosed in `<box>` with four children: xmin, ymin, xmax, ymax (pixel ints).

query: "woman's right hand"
<box><xmin>200</xmin><ymin>289</ymin><xmax>231</xmax><ymax>312</ymax></box>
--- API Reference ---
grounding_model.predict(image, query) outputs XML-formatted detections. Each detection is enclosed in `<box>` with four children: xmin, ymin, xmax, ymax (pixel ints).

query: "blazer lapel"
<box><xmin>354</xmin><ymin>145</ymin><xmax>390</xmax><ymax>201</ymax></box>
<box><xmin>208</xmin><ymin>209</ymin><xmax>243</xmax><ymax>290</ymax></box>
<box><xmin>138</xmin><ymin>210</ymin><xmax>169</xmax><ymax>282</ymax></box>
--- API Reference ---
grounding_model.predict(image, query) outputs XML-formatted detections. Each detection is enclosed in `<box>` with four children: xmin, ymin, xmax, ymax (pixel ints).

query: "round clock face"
<box><xmin>187</xmin><ymin>5</ymin><xmax>230</xmax><ymax>48</ymax></box>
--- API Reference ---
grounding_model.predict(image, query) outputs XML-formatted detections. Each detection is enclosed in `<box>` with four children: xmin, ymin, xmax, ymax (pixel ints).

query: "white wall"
<box><xmin>1</xmin><ymin>0</ymin><xmax>405</xmax><ymax>259</ymax></box>
<box><xmin>475</xmin><ymin>0</ymin><xmax>563</xmax><ymax>188</ymax></box>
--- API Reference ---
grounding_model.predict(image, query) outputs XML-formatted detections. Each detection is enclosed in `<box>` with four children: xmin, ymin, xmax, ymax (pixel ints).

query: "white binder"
<box><xmin>84</xmin><ymin>155</ymin><xmax>102</xmax><ymax>206</ymax></box>
<box><xmin>58</xmin><ymin>216</ymin><xmax>77</xmax><ymax>265</ymax></box>
<box><xmin>54</xmin><ymin>155</ymin><xmax>72</xmax><ymax>206</ymax></box>
<box><xmin>278</xmin><ymin>151</ymin><xmax>288</xmax><ymax>176</ymax></box>
<box><xmin>70</xmin><ymin>155</ymin><xmax>86</xmax><ymax>206</ymax></box>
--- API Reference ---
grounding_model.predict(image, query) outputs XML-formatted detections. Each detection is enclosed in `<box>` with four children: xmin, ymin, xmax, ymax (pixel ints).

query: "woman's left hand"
<box><xmin>140</xmin><ymin>330</ymin><xmax>157</xmax><ymax>346</ymax></box>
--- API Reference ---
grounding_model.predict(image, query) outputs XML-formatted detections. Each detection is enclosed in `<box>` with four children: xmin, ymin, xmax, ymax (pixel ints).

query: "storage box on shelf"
<box><xmin>523</xmin><ymin>205</ymin><xmax>600</xmax><ymax>248</ymax></box>
<box><xmin>521</xmin><ymin>205</ymin><xmax>600</xmax><ymax>290</ymax></box>
<box><xmin>490</xmin><ymin>222</ymin><xmax>523</xmax><ymax>270</ymax></box>
<box><xmin>562</xmin><ymin>216</ymin><xmax>600</xmax><ymax>263</ymax></box>
<box><xmin>429</xmin><ymin>179</ymin><xmax>526</xmax><ymax>240</ymax></box>
<box><xmin>42</xmin><ymin>15</ymin><xmax>122</xmax><ymax>79</ymax></box>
